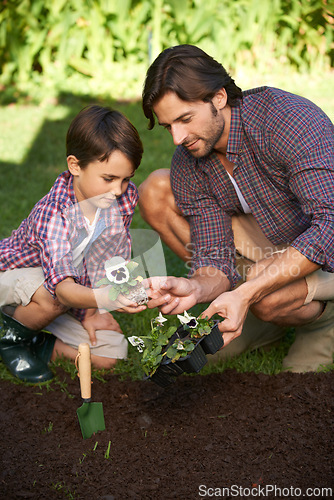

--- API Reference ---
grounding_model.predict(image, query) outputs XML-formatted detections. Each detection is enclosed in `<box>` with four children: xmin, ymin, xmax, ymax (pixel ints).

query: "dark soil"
<box><xmin>0</xmin><ymin>368</ymin><xmax>333</xmax><ymax>500</ymax></box>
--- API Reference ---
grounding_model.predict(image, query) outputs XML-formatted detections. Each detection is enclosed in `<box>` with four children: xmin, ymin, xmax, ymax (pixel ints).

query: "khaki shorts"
<box><xmin>232</xmin><ymin>215</ymin><xmax>334</xmax><ymax>304</ymax></box>
<box><xmin>207</xmin><ymin>215</ymin><xmax>334</xmax><ymax>362</ymax></box>
<box><xmin>0</xmin><ymin>267</ymin><xmax>128</xmax><ymax>359</ymax></box>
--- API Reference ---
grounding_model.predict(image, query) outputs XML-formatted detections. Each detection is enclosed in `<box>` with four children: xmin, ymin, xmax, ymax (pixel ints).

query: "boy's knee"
<box><xmin>92</xmin><ymin>356</ymin><xmax>118</xmax><ymax>370</ymax></box>
<box><xmin>32</xmin><ymin>284</ymin><xmax>69</xmax><ymax>319</ymax></box>
<box><xmin>45</xmin><ymin>298</ymin><xmax>68</xmax><ymax>317</ymax></box>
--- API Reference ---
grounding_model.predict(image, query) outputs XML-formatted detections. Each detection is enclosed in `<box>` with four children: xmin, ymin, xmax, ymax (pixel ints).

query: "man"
<box><xmin>139</xmin><ymin>44</ymin><xmax>334</xmax><ymax>372</ymax></box>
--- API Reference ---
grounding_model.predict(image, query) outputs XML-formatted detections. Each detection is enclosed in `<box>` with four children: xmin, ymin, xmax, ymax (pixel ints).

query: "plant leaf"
<box><xmin>108</xmin><ymin>287</ymin><xmax>120</xmax><ymax>301</ymax></box>
<box><xmin>125</xmin><ymin>261</ymin><xmax>139</xmax><ymax>274</ymax></box>
<box><xmin>96</xmin><ymin>278</ymin><xmax>110</xmax><ymax>287</ymax></box>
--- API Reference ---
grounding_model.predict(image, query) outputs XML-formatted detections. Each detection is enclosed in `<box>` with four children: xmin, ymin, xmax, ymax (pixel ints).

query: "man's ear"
<box><xmin>214</xmin><ymin>88</ymin><xmax>228</xmax><ymax>110</ymax></box>
<box><xmin>67</xmin><ymin>155</ymin><xmax>81</xmax><ymax>176</ymax></box>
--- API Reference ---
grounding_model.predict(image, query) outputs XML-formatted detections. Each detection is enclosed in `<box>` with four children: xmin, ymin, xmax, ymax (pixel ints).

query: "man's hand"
<box><xmin>82</xmin><ymin>308</ymin><xmax>123</xmax><ymax>346</ymax></box>
<box><xmin>200</xmin><ymin>288</ymin><xmax>250</xmax><ymax>347</ymax></box>
<box><xmin>144</xmin><ymin>268</ymin><xmax>230</xmax><ymax>315</ymax></box>
<box><xmin>144</xmin><ymin>276</ymin><xmax>199</xmax><ymax>314</ymax></box>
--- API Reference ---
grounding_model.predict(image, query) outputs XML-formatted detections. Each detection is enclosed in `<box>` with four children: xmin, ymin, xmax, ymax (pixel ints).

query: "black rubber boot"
<box><xmin>0</xmin><ymin>308</ymin><xmax>55</xmax><ymax>383</ymax></box>
<box><xmin>31</xmin><ymin>330</ymin><xmax>56</xmax><ymax>364</ymax></box>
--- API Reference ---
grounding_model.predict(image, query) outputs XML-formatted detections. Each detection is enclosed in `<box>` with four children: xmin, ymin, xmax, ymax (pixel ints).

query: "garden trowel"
<box><xmin>76</xmin><ymin>343</ymin><xmax>105</xmax><ymax>439</ymax></box>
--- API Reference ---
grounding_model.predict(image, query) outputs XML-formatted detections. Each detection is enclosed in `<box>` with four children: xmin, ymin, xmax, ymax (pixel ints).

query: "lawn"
<box><xmin>0</xmin><ymin>68</ymin><xmax>333</xmax><ymax>382</ymax></box>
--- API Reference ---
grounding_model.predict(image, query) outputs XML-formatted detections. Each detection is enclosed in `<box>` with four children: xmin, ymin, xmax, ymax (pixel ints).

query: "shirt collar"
<box><xmin>67</xmin><ymin>172</ymin><xmax>77</xmax><ymax>205</ymax></box>
<box><xmin>226</xmin><ymin>102</ymin><xmax>243</xmax><ymax>159</ymax></box>
<box><xmin>64</xmin><ymin>173</ymin><xmax>130</xmax><ymax>231</ymax></box>
<box><xmin>63</xmin><ymin>174</ymin><xmax>87</xmax><ymax>230</ymax></box>
<box><xmin>196</xmin><ymin>101</ymin><xmax>243</xmax><ymax>170</ymax></box>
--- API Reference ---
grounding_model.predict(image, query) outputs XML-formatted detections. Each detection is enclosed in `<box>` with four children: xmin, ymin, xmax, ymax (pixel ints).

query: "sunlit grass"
<box><xmin>0</xmin><ymin>67</ymin><xmax>333</xmax><ymax>385</ymax></box>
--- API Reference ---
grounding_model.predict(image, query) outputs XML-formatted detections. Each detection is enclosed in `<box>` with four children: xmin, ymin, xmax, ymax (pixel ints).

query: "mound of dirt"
<box><xmin>0</xmin><ymin>368</ymin><xmax>333</xmax><ymax>499</ymax></box>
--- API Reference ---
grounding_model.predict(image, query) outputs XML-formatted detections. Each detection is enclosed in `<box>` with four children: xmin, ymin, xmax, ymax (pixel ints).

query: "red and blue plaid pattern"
<box><xmin>0</xmin><ymin>171</ymin><xmax>138</xmax><ymax>318</ymax></box>
<box><xmin>171</xmin><ymin>87</ymin><xmax>334</xmax><ymax>287</ymax></box>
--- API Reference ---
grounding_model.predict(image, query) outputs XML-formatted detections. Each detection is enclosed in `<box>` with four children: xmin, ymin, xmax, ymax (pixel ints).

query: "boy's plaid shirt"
<box><xmin>0</xmin><ymin>171</ymin><xmax>138</xmax><ymax>319</ymax></box>
<box><xmin>171</xmin><ymin>87</ymin><xmax>334</xmax><ymax>287</ymax></box>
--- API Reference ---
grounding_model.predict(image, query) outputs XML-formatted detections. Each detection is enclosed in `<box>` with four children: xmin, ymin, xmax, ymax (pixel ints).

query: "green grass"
<box><xmin>0</xmin><ymin>67</ymin><xmax>333</xmax><ymax>386</ymax></box>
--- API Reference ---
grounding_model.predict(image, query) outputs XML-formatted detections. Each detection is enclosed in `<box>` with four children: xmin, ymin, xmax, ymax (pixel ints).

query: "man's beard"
<box><xmin>183</xmin><ymin>103</ymin><xmax>225</xmax><ymax>158</ymax></box>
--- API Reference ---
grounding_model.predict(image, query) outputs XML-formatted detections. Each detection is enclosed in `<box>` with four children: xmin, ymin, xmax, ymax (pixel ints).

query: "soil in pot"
<box><xmin>124</xmin><ymin>282</ymin><xmax>148</xmax><ymax>305</ymax></box>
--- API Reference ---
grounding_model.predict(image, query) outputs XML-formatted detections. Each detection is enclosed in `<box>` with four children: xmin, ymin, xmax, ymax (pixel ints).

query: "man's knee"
<box><xmin>246</xmin><ymin>260</ymin><xmax>282</xmax><ymax>322</ymax></box>
<box><xmin>250</xmin><ymin>295</ymin><xmax>278</xmax><ymax>323</ymax></box>
<box><xmin>138</xmin><ymin>169</ymin><xmax>171</xmax><ymax>218</ymax></box>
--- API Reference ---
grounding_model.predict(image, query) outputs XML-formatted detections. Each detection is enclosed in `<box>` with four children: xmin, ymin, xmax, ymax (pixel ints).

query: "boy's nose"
<box><xmin>110</xmin><ymin>183</ymin><xmax>122</xmax><ymax>197</ymax></box>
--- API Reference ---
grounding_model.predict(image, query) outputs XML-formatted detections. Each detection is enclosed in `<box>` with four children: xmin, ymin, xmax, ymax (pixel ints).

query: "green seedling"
<box><xmin>51</xmin><ymin>481</ymin><xmax>77</xmax><ymax>499</ymax></box>
<box><xmin>104</xmin><ymin>441</ymin><xmax>111</xmax><ymax>459</ymax></box>
<box><xmin>42</xmin><ymin>422</ymin><xmax>53</xmax><ymax>434</ymax></box>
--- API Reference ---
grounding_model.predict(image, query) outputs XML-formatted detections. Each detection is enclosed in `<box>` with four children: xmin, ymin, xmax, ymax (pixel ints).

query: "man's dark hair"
<box><xmin>142</xmin><ymin>44</ymin><xmax>243</xmax><ymax>130</ymax></box>
<box><xmin>66</xmin><ymin>105</ymin><xmax>143</xmax><ymax>169</ymax></box>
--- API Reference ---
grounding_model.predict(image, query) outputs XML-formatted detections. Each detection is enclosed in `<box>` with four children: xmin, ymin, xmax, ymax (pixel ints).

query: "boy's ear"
<box><xmin>67</xmin><ymin>155</ymin><xmax>81</xmax><ymax>176</ymax></box>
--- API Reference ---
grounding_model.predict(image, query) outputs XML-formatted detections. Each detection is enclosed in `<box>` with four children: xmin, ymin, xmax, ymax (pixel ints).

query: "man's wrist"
<box><xmin>188</xmin><ymin>277</ymin><xmax>203</xmax><ymax>303</ymax></box>
<box><xmin>234</xmin><ymin>281</ymin><xmax>258</xmax><ymax>307</ymax></box>
<box><xmin>190</xmin><ymin>267</ymin><xmax>230</xmax><ymax>303</ymax></box>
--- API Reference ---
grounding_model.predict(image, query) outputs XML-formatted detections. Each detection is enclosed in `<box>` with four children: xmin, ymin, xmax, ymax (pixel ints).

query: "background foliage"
<box><xmin>0</xmin><ymin>1</ymin><xmax>333</xmax><ymax>380</ymax></box>
<box><xmin>0</xmin><ymin>0</ymin><xmax>333</xmax><ymax>101</ymax></box>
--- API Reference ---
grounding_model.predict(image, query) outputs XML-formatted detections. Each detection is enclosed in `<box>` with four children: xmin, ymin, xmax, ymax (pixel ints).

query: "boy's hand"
<box><xmin>114</xmin><ymin>293</ymin><xmax>147</xmax><ymax>313</ymax></box>
<box><xmin>82</xmin><ymin>308</ymin><xmax>122</xmax><ymax>346</ymax></box>
<box><xmin>94</xmin><ymin>285</ymin><xmax>147</xmax><ymax>314</ymax></box>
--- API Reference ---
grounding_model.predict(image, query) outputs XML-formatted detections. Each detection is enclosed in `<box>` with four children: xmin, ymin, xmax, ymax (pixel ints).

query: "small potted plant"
<box><xmin>177</xmin><ymin>311</ymin><xmax>224</xmax><ymax>355</ymax></box>
<box><xmin>97</xmin><ymin>257</ymin><xmax>148</xmax><ymax>305</ymax></box>
<box><xmin>128</xmin><ymin>311</ymin><xmax>224</xmax><ymax>388</ymax></box>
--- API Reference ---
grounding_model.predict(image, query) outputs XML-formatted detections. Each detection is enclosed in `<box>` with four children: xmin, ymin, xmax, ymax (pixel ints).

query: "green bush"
<box><xmin>0</xmin><ymin>0</ymin><xmax>333</xmax><ymax>100</ymax></box>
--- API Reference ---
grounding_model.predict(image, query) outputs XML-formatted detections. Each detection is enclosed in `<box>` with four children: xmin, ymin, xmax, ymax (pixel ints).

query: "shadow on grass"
<box><xmin>0</xmin><ymin>89</ymin><xmax>188</xmax><ymax>385</ymax></box>
<box><xmin>0</xmin><ymin>90</ymin><xmax>173</xmax><ymax>234</ymax></box>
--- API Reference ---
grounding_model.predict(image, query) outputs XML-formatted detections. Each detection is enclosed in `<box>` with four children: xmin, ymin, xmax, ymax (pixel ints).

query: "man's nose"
<box><xmin>171</xmin><ymin>124</ymin><xmax>187</xmax><ymax>146</ymax></box>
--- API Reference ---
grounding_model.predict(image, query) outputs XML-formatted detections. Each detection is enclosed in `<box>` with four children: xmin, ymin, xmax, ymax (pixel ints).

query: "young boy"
<box><xmin>0</xmin><ymin>105</ymin><xmax>146</xmax><ymax>383</ymax></box>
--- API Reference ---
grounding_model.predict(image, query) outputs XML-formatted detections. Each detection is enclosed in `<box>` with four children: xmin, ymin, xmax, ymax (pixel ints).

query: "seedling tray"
<box><xmin>200</xmin><ymin>323</ymin><xmax>224</xmax><ymax>354</ymax></box>
<box><xmin>149</xmin><ymin>322</ymin><xmax>223</xmax><ymax>388</ymax></box>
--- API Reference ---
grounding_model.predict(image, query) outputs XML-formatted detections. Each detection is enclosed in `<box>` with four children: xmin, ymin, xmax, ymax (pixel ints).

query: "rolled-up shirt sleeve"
<box><xmin>270</xmin><ymin>110</ymin><xmax>334</xmax><ymax>272</ymax></box>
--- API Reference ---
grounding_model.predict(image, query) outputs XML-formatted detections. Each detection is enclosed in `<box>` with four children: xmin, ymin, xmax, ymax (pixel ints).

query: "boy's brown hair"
<box><xmin>66</xmin><ymin>105</ymin><xmax>143</xmax><ymax>169</ymax></box>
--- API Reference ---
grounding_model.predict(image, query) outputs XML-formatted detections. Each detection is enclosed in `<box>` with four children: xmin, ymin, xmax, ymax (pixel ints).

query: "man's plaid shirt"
<box><xmin>0</xmin><ymin>171</ymin><xmax>138</xmax><ymax>318</ymax></box>
<box><xmin>171</xmin><ymin>87</ymin><xmax>334</xmax><ymax>287</ymax></box>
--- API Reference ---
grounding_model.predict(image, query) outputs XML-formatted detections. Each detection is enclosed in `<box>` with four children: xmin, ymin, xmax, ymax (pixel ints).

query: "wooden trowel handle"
<box><xmin>77</xmin><ymin>343</ymin><xmax>92</xmax><ymax>401</ymax></box>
